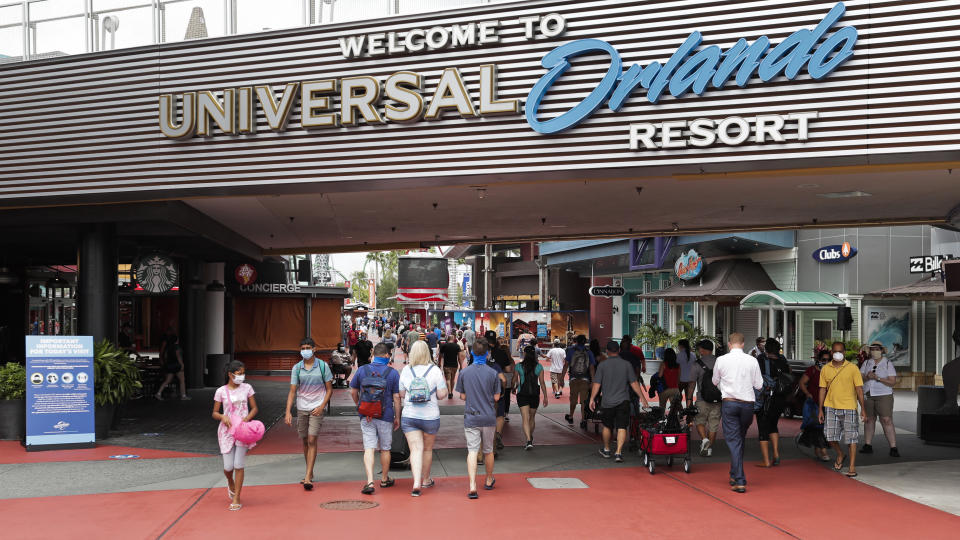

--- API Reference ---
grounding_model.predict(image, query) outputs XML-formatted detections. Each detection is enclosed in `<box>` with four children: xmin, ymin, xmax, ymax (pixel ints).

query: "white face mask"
<box><xmin>832</xmin><ymin>352</ymin><xmax>845</xmax><ymax>361</ymax></box>
<box><xmin>232</xmin><ymin>374</ymin><xmax>245</xmax><ymax>384</ymax></box>
<box><xmin>871</xmin><ymin>350</ymin><xmax>882</xmax><ymax>360</ymax></box>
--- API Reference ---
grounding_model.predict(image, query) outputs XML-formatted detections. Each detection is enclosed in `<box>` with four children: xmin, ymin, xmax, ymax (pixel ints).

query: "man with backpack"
<box><xmin>561</xmin><ymin>335</ymin><xmax>597</xmax><ymax>428</ymax></box>
<box><xmin>690</xmin><ymin>340</ymin><xmax>721</xmax><ymax>457</ymax></box>
<box><xmin>284</xmin><ymin>337</ymin><xmax>333</xmax><ymax>491</ymax></box>
<box><xmin>756</xmin><ymin>338</ymin><xmax>792</xmax><ymax>467</ymax></box>
<box><xmin>350</xmin><ymin>343</ymin><xmax>402</xmax><ymax>495</ymax></box>
<box><xmin>588</xmin><ymin>341</ymin><xmax>649</xmax><ymax>462</ymax></box>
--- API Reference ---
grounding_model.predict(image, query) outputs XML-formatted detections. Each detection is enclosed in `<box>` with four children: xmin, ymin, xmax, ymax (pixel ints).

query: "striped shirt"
<box><xmin>290</xmin><ymin>359</ymin><xmax>332</xmax><ymax>411</ymax></box>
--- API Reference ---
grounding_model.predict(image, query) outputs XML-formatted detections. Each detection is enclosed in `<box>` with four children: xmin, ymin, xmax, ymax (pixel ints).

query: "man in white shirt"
<box><xmin>712</xmin><ymin>332</ymin><xmax>763</xmax><ymax>494</ymax></box>
<box><xmin>859</xmin><ymin>342</ymin><xmax>899</xmax><ymax>457</ymax></box>
<box><xmin>547</xmin><ymin>340</ymin><xmax>567</xmax><ymax>399</ymax></box>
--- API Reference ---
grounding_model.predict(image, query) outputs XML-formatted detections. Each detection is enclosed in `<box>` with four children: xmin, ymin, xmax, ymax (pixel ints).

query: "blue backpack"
<box><xmin>358</xmin><ymin>366</ymin><xmax>392</xmax><ymax>419</ymax></box>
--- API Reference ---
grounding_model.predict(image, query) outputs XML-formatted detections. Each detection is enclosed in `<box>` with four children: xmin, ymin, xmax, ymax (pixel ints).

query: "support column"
<box><xmin>204</xmin><ymin>263</ymin><xmax>225</xmax><ymax>355</ymax></box>
<box><xmin>305</xmin><ymin>296</ymin><xmax>313</xmax><ymax>340</ymax></box>
<box><xmin>483</xmin><ymin>244</ymin><xmax>493</xmax><ymax>309</ymax></box>
<box><xmin>537</xmin><ymin>259</ymin><xmax>549</xmax><ymax>311</ymax></box>
<box><xmin>179</xmin><ymin>259</ymin><xmax>206</xmax><ymax>389</ymax></box>
<box><xmin>78</xmin><ymin>224</ymin><xmax>118</xmax><ymax>344</ymax></box>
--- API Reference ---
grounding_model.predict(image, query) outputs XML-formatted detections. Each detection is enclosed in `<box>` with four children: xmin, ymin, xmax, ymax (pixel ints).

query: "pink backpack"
<box><xmin>225</xmin><ymin>386</ymin><xmax>265</xmax><ymax>445</ymax></box>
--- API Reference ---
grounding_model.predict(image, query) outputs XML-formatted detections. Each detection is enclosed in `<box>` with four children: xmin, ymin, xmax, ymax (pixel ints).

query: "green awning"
<box><xmin>740</xmin><ymin>291</ymin><xmax>844</xmax><ymax>310</ymax></box>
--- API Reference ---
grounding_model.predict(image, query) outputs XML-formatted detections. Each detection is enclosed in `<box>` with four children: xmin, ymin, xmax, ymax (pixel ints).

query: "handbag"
<box><xmin>225</xmin><ymin>386</ymin><xmax>264</xmax><ymax>445</ymax></box>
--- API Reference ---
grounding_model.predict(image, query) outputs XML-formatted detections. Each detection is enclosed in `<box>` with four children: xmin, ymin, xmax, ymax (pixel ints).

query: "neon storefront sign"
<box><xmin>525</xmin><ymin>2</ymin><xmax>857</xmax><ymax>134</ymax></box>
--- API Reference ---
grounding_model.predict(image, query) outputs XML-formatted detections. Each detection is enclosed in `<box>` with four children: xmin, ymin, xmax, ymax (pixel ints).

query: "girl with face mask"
<box><xmin>213</xmin><ymin>360</ymin><xmax>259</xmax><ymax>511</ymax></box>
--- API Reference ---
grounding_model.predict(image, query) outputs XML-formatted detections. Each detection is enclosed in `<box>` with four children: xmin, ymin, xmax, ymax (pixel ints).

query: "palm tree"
<box><xmin>635</xmin><ymin>322</ymin><xmax>671</xmax><ymax>358</ymax></box>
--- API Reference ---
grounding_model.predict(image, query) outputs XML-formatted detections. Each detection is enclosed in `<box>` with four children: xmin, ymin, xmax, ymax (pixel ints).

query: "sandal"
<box><xmin>361</xmin><ymin>482</ymin><xmax>375</xmax><ymax>495</ymax></box>
<box><xmin>302</xmin><ymin>481</ymin><xmax>313</xmax><ymax>491</ymax></box>
<box><xmin>229</xmin><ymin>503</ymin><xmax>242</xmax><ymax>511</ymax></box>
<box><xmin>833</xmin><ymin>455</ymin><xmax>845</xmax><ymax>472</ymax></box>
<box><xmin>380</xmin><ymin>477</ymin><xmax>395</xmax><ymax>488</ymax></box>
<box><xmin>422</xmin><ymin>479</ymin><xmax>435</xmax><ymax>488</ymax></box>
<box><xmin>468</xmin><ymin>491</ymin><xmax>478</xmax><ymax>500</ymax></box>
<box><xmin>484</xmin><ymin>478</ymin><xmax>496</xmax><ymax>490</ymax></box>
<box><xmin>845</xmin><ymin>471</ymin><xmax>858</xmax><ymax>478</ymax></box>
<box><xmin>411</xmin><ymin>489</ymin><xmax>421</xmax><ymax>497</ymax></box>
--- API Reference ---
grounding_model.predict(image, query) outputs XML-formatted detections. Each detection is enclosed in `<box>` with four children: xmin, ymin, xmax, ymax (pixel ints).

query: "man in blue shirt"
<box><xmin>350</xmin><ymin>343</ymin><xmax>401</xmax><ymax>495</ymax></box>
<box><xmin>455</xmin><ymin>339</ymin><xmax>501</xmax><ymax>499</ymax></box>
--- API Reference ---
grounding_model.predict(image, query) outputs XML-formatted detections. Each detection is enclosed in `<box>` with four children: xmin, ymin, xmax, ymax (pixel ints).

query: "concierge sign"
<box><xmin>25</xmin><ymin>336</ymin><xmax>95</xmax><ymax>451</ymax></box>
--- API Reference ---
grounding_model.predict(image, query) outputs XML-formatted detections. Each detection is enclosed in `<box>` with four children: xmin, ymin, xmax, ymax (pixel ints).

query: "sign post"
<box><xmin>25</xmin><ymin>336</ymin><xmax>95</xmax><ymax>451</ymax></box>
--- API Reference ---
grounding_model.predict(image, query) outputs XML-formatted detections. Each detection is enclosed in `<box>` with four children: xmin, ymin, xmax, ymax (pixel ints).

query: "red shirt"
<box><xmin>348</xmin><ymin>330</ymin><xmax>359</xmax><ymax>346</ymax></box>
<box><xmin>662</xmin><ymin>366</ymin><xmax>680</xmax><ymax>389</ymax></box>
<box><xmin>803</xmin><ymin>366</ymin><xmax>820</xmax><ymax>399</ymax></box>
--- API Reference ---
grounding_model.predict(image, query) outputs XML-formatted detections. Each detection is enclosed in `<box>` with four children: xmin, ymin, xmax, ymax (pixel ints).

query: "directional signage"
<box><xmin>589</xmin><ymin>286</ymin><xmax>625</xmax><ymax>298</ymax></box>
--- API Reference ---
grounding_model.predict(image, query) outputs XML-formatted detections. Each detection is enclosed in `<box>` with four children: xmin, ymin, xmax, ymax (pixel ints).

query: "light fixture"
<box><xmin>45</xmin><ymin>273</ymin><xmax>70</xmax><ymax>299</ymax></box>
<box><xmin>477</xmin><ymin>188</ymin><xmax>486</xmax><ymax>200</ymax></box>
<box><xmin>672</xmin><ymin>223</ymin><xmax>680</xmax><ymax>232</ymax></box>
<box><xmin>816</xmin><ymin>191</ymin><xmax>872</xmax><ymax>199</ymax></box>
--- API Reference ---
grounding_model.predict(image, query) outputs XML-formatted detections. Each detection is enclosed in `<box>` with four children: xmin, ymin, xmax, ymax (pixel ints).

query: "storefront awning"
<box><xmin>643</xmin><ymin>259</ymin><xmax>777</xmax><ymax>302</ymax></box>
<box><xmin>740</xmin><ymin>291</ymin><xmax>844</xmax><ymax>310</ymax></box>
<box><xmin>867</xmin><ymin>278</ymin><xmax>946</xmax><ymax>301</ymax></box>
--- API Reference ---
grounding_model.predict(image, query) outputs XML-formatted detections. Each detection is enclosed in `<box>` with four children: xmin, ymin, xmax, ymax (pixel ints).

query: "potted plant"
<box><xmin>671</xmin><ymin>320</ymin><xmax>720</xmax><ymax>352</ymax></box>
<box><xmin>635</xmin><ymin>322</ymin><xmax>672</xmax><ymax>365</ymax></box>
<box><xmin>93</xmin><ymin>339</ymin><xmax>141</xmax><ymax>440</ymax></box>
<box><xmin>0</xmin><ymin>362</ymin><xmax>26</xmax><ymax>440</ymax></box>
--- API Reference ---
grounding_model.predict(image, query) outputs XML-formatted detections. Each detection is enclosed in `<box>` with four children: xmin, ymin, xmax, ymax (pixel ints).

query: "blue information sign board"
<box><xmin>25</xmin><ymin>336</ymin><xmax>95</xmax><ymax>450</ymax></box>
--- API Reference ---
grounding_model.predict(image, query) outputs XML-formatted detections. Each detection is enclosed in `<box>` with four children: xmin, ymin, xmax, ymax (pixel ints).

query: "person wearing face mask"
<box><xmin>284</xmin><ymin>337</ymin><xmax>333</xmax><ymax>491</ymax></box>
<box><xmin>798</xmin><ymin>350</ymin><xmax>832</xmax><ymax>462</ymax></box>
<box><xmin>859</xmin><ymin>342</ymin><xmax>899</xmax><ymax>457</ymax></box>
<box><xmin>330</xmin><ymin>342</ymin><xmax>353</xmax><ymax>389</ymax></box>
<box><xmin>213</xmin><ymin>361</ymin><xmax>258</xmax><ymax>511</ymax></box>
<box><xmin>818</xmin><ymin>342</ymin><xmax>866</xmax><ymax>478</ymax></box>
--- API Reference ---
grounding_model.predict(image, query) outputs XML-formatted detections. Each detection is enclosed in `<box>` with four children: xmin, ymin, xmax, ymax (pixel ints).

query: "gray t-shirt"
<box><xmin>455</xmin><ymin>363</ymin><xmax>501</xmax><ymax>428</ymax></box>
<box><xmin>677</xmin><ymin>349</ymin><xmax>697</xmax><ymax>382</ymax></box>
<box><xmin>689</xmin><ymin>354</ymin><xmax>716</xmax><ymax>400</ymax></box>
<box><xmin>593</xmin><ymin>355</ymin><xmax>637</xmax><ymax>409</ymax></box>
<box><xmin>463</xmin><ymin>329</ymin><xmax>476</xmax><ymax>347</ymax></box>
<box><xmin>405</xmin><ymin>330</ymin><xmax>420</xmax><ymax>348</ymax></box>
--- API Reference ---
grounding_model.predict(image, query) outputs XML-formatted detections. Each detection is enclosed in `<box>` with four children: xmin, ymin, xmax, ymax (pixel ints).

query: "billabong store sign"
<box><xmin>158</xmin><ymin>3</ymin><xmax>855</xmax><ymax>152</ymax></box>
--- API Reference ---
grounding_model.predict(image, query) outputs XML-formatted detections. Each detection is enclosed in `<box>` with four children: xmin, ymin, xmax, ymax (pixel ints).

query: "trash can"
<box><xmin>205</xmin><ymin>354</ymin><xmax>231</xmax><ymax>387</ymax></box>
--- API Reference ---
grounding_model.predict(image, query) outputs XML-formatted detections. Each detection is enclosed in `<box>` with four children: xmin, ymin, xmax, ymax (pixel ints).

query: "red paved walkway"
<box><xmin>4</xmin><ymin>462</ymin><xmax>958</xmax><ymax>540</ymax></box>
<box><xmin>0</xmin><ymin>441</ymin><xmax>207</xmax><ymax>464</ymax></box>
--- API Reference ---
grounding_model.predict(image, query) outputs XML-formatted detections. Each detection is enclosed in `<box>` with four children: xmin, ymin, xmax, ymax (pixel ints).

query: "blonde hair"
<box><xmin>728</xmin><ymin>332</ymin><xmax>745</xmax><ymax>346</ymax></box>
<box><xmin>408</xmin><ymin>340</ymin><xmax>432</xmax><ymax>367</ymax></box>
<box><xmin>384</xmin><ymin>329</ymin><xmax>392</xmax><ymax>339</ymax></box>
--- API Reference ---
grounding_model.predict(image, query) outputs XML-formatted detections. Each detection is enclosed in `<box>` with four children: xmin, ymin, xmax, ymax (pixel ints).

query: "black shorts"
<box><xmin>517</xmin><ymin>392</ymin><xmax>540</xmax><ymax>409</ymax></box>
<box><xmin>497</xmin><ymin>390</ymin><xmax>510</xmax><ymax>417</ymax></box>
<box><xmin>601</xmin><ymin>401</ymin><xmax>631</xmax><ymax>430</ymax></box>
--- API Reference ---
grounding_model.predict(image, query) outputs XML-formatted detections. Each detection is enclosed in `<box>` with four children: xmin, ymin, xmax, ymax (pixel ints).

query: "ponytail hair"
<box><xmin>224</xmin><ymin>360</ymin><xmax>245</xmax><ymax>384</ymax></box>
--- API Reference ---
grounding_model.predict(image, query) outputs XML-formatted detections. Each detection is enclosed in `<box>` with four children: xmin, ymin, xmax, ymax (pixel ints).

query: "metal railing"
<box><xmin>0</xmin><ymin>0</ymin><xmax>512</xmax><ymax>64</ymax></box>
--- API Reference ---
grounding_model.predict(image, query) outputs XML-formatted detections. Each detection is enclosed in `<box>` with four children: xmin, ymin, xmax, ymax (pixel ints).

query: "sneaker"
<box><xmin>524</xmin><ymin>441</ymin><xmax>533</xmax><ymax>451</ymax></box>
<box><xmin>599</xmin><ymin>448</ymin><xmax>612</xmax><ymax>459</ymax></box>
<box><xmin>564</xmin><ymin>414</ymin><xmax>574</xmax><ymax>425</ymax></box>
<box><xmin>180</xmin><ymin>395</ymin><xmax>191</xmax><ymax>400</ymax></box>
<box><xmin>580</xmin><ymin>420</ymin><xmax>588</xmax><ymax>430</ymax></box>
<box><xmin>889</xmin><ymin>447</ymin><xmax>900</xmax><ymax>457</ymax></box>
<box><xmin>495</xmin><ymin>434</ymin><xmax>504</xmax><ymax>451</ymax></box>
<box><xmin>700</xmin><ymin>439</ymin><xmax>710</xmax><ymax>457</ymax></box>
<box><xmin>706</xmin><ymin>447</ymin><xmax>713</xmax><ymax>457</ymax></box>
<box><xmin>555</xmin><ymin>392</ymin><xmax>561</xmax><ymax>399</ymax></box>
<box><xmin>614</xmin><ymin>453</ymin><xmax>624</xmax><ymax>463</ymax></box>
<box><xmin>860</xmin><ymin>444</ymin><xmax>873</xmax><ymax>454</ymax></box>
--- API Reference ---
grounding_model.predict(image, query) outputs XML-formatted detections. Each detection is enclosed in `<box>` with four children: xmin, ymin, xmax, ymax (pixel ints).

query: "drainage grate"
<box><xmin>320</xmin><ymin>500</ymin><xmax>380</xmax><ymax>511</ymax></box>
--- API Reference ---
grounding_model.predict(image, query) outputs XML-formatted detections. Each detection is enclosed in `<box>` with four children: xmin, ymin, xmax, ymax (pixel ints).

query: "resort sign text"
<box><xmin>158</xmin><ymin>3</ymin><xmax>855</xmax><ymax>150</ymax></box>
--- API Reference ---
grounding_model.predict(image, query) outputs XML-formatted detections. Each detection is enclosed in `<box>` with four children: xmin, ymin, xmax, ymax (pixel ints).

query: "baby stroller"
<box><xmin>639</xmin><ymin>395</ymin><xmax>697</xmax><ymax>475</ymax></box>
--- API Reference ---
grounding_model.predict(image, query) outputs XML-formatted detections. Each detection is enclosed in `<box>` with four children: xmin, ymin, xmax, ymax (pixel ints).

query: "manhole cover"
<box><xmin>320</xmin><ymin>500</ymin><xmax>379</xmax><ymax>511</ymax></box>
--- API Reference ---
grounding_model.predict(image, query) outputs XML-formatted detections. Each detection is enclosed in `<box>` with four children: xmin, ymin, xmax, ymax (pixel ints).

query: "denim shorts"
<box><xmin>401</xmin><ymin>416</ymin><xmax>440</xmax><ymax>435</ymax></box>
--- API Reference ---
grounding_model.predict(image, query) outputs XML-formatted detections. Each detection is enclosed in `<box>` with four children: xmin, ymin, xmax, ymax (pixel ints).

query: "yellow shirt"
<box><xmin>819</xmin><ymin>361</ymin><xmax>863</xmax><ymax>410</ymax></box>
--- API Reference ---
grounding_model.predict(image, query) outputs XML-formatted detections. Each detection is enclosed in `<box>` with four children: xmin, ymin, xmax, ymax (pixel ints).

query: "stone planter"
<box><xmin>95</xmin><ymin>404</ymin><xmax>115</xmax><ymax>440</ymax></box>
<box><xmin>0</xmin><ymin>399</ymin><xmax>26</xmax><ymax>440</ymax></box>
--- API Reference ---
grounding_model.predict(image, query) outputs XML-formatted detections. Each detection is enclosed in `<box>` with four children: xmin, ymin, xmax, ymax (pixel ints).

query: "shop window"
<box><xmin>814</xmin><ymin>320</ymin><xmax>833</xmax><ymax>342</ymax></box>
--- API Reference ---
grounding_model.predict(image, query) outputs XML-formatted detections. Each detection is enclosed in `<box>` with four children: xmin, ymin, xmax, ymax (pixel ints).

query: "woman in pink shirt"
<box><xmin>213</xmin><ymin>361</ymin><xmax>259</xmax><ymax>511</ymax></box>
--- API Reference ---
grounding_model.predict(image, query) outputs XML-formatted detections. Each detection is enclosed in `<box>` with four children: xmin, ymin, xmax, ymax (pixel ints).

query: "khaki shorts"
<box><xmin>694</xmin><ymin>400</ymin><xmax>722</xmax><ymax>433</ymax></box>
<box><xmin>550</xmin><ymin>372</ymin><xmax>563</xmax><ymax>387</ymax></box>
<box><xmin>297</xmin><ymin>409</ymin><xmax>323</xmax><ymax>439</ymax></box>
<box><xmin>464</xmin><ymin>426</ymin><xmax>495</xmax><ymax>454</ymax></box>
<box><xmin>570</xmin><ymin>379</ymin><xmax>591</xmax><ymax>405</ymax></box>
<box><xmin>864</xmin><ymin>393</ymin><xmax>894</xmax><ymax>419</ymax></box>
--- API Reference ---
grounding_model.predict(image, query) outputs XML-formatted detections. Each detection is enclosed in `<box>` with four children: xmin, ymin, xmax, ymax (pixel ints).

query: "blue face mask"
<box><xmin>373</xmin><ymin>356</ymin><xmax>389</xmax><ymax>365</ymax></box>
<box><xmin>300</xmin><ymin>349</ymin><xmax>313</xmax><ymax>360</ymax></box>
<box><xmin>471</xmin><ymin>353</ymin><xmax>488</xmax><ymax>365</ymax></box>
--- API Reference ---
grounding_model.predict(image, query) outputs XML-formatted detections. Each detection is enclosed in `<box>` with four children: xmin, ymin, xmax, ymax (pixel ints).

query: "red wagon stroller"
<box><xmin>639</xmin><ymin>395</ymin><xmax>697</xmax><ymax>475</ymax></box>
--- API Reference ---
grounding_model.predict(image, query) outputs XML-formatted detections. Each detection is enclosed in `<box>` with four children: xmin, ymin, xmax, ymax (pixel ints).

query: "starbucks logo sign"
<box><xmin>134</xmin><ymin>254</ymin><xmax>178</xmax><ymax>293</ymax></box>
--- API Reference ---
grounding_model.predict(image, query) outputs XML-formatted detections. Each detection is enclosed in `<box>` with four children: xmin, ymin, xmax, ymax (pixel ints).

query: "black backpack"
<box><xmin>696</xmin><ymin>358</ymin><xmax>722</xmax><ymax>403</ymax></box>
